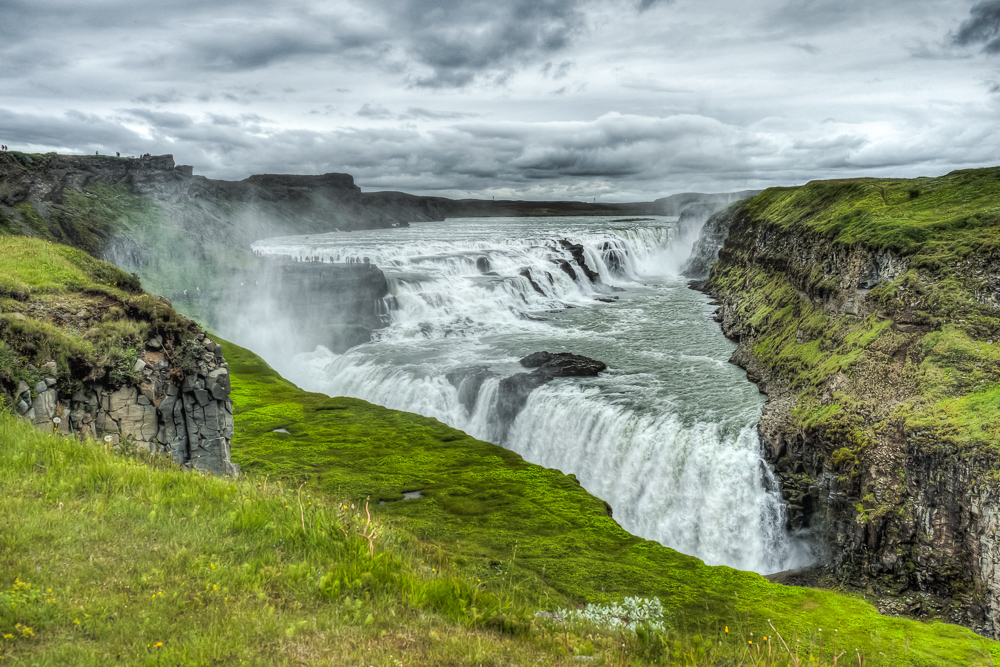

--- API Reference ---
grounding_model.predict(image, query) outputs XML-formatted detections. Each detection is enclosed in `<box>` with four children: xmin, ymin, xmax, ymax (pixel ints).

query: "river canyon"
<box><xmin>224</xmin><ymin>214</ymin><xmax>813</xmax><ymax>574</ymax></box>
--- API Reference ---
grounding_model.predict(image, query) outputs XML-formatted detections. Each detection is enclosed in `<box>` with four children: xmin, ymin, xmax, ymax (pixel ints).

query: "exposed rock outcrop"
<box><xmin>11</xmin><ymin>332</ymin><xmax>238</xmax><ymax>476</ymax></box>
<box><xmin>496</xmin><ymin>352</ymin><xmax>607</xmax><ymax>431</ymax></box>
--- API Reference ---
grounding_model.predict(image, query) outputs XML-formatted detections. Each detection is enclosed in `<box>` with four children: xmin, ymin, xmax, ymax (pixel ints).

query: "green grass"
<box><xmin>218</xmin><ymin>335</ymin><xmax>1000</xmax><ymax>665</ymax></box>
<box><xmin>901</xmin><ymin>325</ymin><xmax>1000</xmax><ymax>455</ymax></box>
<box><xmin>745</xmin><ymin>168</ymin><xmax>1000</xmax><ymax>268</ymax></box>
<box><xmin>0</xmin><ymin>237</ymin><xmax>194</xmax><ymax>395</ymax></box>
<box><xmin>0</xmin><ymin>413</ymin><xmax>546</xmax><ymax>666</ymax></box>
<box><xmin>0</xmin><ymin>236</ymin><xmax>140</xmax><ymax>299</ymax></box>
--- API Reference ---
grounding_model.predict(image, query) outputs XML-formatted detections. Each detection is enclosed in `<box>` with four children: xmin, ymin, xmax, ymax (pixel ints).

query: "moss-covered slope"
<box><xmin>743</xmin><ymin>168</ymin><xmax>1000</xmax><ymax>266</ymax></box>
<box><xmin>706</xmin><ymin>166</ymin><xmax>1000</xmax><ymax>636</ymax></box>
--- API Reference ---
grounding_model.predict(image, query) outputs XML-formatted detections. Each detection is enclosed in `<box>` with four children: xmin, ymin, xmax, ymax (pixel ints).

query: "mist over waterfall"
<box><xmin>235</xmin><ymin>214</ymin><xmax>812</xmax><ymax>574</ymax></box>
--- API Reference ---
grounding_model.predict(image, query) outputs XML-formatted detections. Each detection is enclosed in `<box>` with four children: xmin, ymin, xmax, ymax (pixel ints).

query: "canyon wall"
<box><xmin>699</xmin><ymin>178</ymin><xmax>1000</xmax><ymax>636</ymax></box>
<box><xmin>11</xmin><ymin>327</ymin><xmax>238</xmax><ymax>477</ymax></box>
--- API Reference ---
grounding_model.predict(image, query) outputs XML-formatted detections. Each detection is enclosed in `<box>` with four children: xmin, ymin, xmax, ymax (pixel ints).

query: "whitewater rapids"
<box><xmin>242</xmin><ymin>215</ymin><xmax>811</xmax><ymax>574</ymax></box>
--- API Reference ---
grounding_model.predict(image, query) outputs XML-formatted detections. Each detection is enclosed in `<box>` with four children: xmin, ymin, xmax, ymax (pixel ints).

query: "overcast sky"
<box><xmin>1</xmin><ymin>0</ymin><xmax>999</xmax><ymax>201</ymax></box>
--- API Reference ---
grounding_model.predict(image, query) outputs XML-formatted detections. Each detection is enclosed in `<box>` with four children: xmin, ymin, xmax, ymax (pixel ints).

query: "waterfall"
<box><xmin>681</xmin><ymin>205</ymin><xmax>741</xmax><ymax>280</ymax></box>
<box><xmin>239</xmin><ymin>216</ymin><xmax>812</xmax><ymax>574</ymax></box>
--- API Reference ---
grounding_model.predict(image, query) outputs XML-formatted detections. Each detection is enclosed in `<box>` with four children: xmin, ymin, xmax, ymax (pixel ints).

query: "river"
<box><xmin>246</xmin><ymin>215</ymin><xmax>811</xmax><ymax>574</ymax></box>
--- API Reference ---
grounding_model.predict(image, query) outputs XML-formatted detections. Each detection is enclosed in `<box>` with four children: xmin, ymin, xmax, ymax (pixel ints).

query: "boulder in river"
<box><xmin>519</xmin><ymin>351</ymin><xmax>607</xmax><ymax>378</ymax></box>
<box><xmin>496</xmin><ymin>351</ymin><xmax>607</xmax><ymax>433</ymax></box>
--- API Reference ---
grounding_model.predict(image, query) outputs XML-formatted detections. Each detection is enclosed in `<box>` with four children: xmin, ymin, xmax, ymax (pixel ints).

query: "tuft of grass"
<box><xmin>0</xmin><ymin>236</ymin><xmax>141</xmax><ymax>298</ymax></box>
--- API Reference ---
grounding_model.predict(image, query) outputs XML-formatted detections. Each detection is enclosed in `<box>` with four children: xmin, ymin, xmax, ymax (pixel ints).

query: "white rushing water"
<box><xmin>245</xmin><ymin>216</ymin><xmax>812</xmax><ymax>573</ymax></box>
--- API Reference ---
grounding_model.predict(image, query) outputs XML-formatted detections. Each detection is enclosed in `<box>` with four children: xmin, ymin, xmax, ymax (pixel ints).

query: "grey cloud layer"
<box><xmin>0</xmin><ymin>0</ymin><xmax>661</xmax><ymax>91</ymax></box>
<box><xmin>7</xmin><ymin>103</ymin><xmax>994</xmax><ymax>201</ymax></box>
<box><xmin>1</xmin><ymin>0</ymin><xmax>998</xmax><ymax>200</ymax></box>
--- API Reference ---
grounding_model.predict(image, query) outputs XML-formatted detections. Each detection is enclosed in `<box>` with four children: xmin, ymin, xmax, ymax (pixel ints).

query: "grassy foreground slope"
<box><xmin>0</xmin><ymin>412</ymin><xmax>595</xmax><ymax>666</ymax></box>
<box><xmin>220</xmin><ymin>337</ymin><xmax>1000</xmax><ymax>665</ymax></box>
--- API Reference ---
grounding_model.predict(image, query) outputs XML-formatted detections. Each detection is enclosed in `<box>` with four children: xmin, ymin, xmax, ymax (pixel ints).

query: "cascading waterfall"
<box><xmin>243</xmin><ymin>216</ymin><xmax>812</xmax><ymax>574</ymax></box>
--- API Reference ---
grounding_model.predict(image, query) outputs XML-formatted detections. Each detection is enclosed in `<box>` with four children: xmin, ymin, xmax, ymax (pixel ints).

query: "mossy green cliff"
<box><xmin>704</xmin><ymin>167</ymin><xmax>1000</xmax><ymax>636</ymax></box>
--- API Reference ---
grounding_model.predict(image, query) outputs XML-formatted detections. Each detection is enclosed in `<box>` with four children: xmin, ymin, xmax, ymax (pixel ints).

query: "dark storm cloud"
<box><xmin>637</xmin><ymin>0</ymin><xmax>673</xmax><ymax>11</ymax></box>
<box><xmin>1</xmin><ymin>0</ymin><xmax>659</xmax><ymax>92</ymax></box>
<box><xmin>305</xmin><ymin>113</ymin><xmax>764</xmax><ymax>195</ymax></box>
<box><xmin>954</xmin><ymin>1</ymin><xmax>1000</xmax><ymax>53</ymax></box>
<box><xmin>376</xmin><ymin>0</ymin><xmax>589</xmax><ymax>88</ymax></box>
<box><xmin>168</xmin><ymin>17</ymin><xmax>389</xmax><ymax>73</ymax></box>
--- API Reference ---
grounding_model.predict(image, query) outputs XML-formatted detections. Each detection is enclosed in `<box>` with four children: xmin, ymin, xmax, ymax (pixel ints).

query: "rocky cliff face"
<box><xmin>1</xmin><ymin>236</ymin><xmax>239</xmax><ymax>476</ymax></box>
<box><xmin>704</xmin><ymin>202</ymin><xmax>1000</xmax><ymax>637</ymax></box>
<box><xmin>11</xmin><ymin>328</ymin><xmax>238</xmax><ymax>476</ymax></box>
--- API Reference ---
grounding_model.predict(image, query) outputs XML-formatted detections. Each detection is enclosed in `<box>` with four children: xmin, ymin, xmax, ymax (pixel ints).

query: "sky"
<box><xmin>1</xmin><ymin>0</ymin><xmax>999</xmax><ymax>201</ymax></box>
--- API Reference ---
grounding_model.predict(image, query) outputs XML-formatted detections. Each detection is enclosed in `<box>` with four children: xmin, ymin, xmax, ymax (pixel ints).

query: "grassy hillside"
<box><xmin>3</xmin><ymin>346</ymin><xmax>999</xmax><ymax>665</ymax></box>
<box><xmin>744</xmin><ymin>167</ymin><xmax>1000</xmax><ymax>268</ymax></box>
<box><xmin>0</xmin><ymin>237</ymin><xmax>193</xmax><ymax>396</ymax></box>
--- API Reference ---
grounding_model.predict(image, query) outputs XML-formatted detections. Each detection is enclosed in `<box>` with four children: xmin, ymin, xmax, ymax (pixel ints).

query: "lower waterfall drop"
<box><xmin>241</xmin><ymin>215</ymin><xmax>813</xmax><ymax>574</ymax></box>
